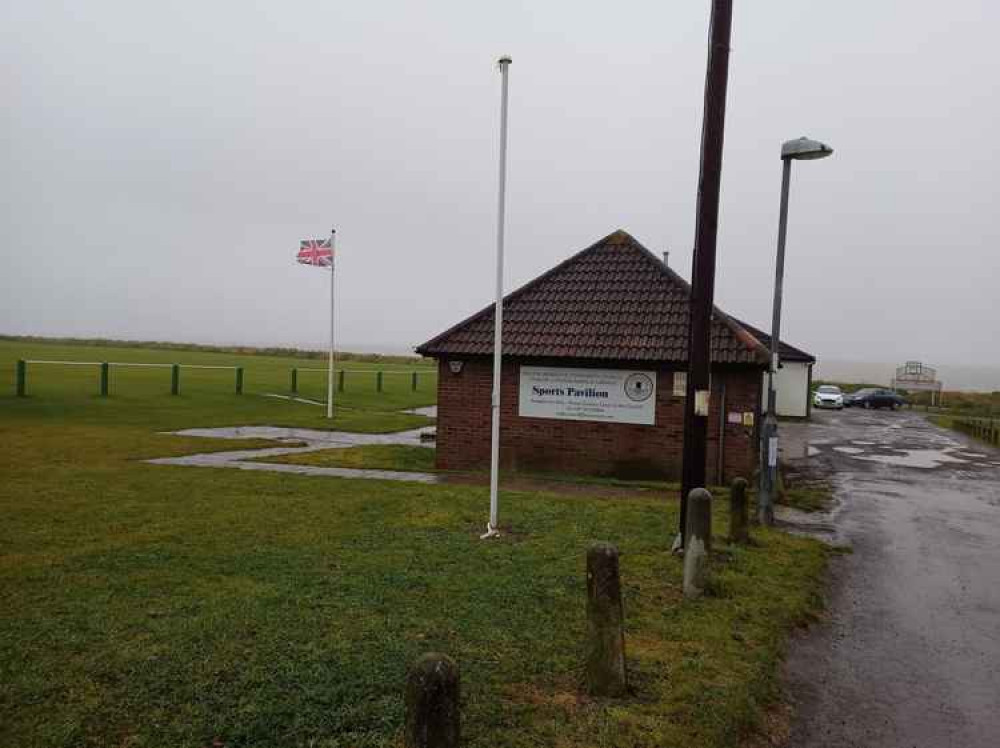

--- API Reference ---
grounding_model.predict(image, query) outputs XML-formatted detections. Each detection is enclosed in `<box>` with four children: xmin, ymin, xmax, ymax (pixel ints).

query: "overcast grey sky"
<box><xmin>2</xmin><ymin>1</ymin><xmax>997</xmax><ymax>369</ymax></box>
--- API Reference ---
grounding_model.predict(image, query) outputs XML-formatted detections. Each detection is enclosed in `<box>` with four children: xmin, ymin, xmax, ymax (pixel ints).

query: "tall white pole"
<box><xmin>327</xmin><ymin>228</ymin><xmax>336</xmax><ymax>420</ymax></box>
<box><xmin>484</xmin><ymin>56</ymin><xmax>511</xmax><ymax>539</ymax></box>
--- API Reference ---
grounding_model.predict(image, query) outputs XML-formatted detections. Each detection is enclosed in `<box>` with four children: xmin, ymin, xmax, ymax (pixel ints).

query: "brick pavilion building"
<box><xmin>416</xmin><ymin>230</ymin><xmax>806</xmax><ymax>483</ymax></box>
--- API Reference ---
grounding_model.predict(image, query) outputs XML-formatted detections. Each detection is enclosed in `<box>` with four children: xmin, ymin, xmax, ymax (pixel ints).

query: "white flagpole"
<box><xmin>327</xmin><ymin>228</ymin><xmax>336</xmax><ymax>420</ymax></box>
<box><xmin>483</xmin><ymin>56</ymin><xmax>511</xmax><ymax>539</ymax></box>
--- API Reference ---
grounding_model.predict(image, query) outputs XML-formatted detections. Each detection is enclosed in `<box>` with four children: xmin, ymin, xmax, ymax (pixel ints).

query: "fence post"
<box><xmin>100</xmin><ymin>362</ymin><xmax>109</xmax><ymax>397</ymax></box>
<box><xmin>729</xmin><ymin>477</ymin><xmax>749</xmax><ymax>544</ymax></box>
<box><xmin>377</xmin><ymin>371</ymin><xmax>383</xmax><ymax>393</ymax></box>
<box><xmin>412</xmin><ymin>371</ymin><xmax>418</xmax><ymax>391</ymax></box>
<box><xmin>235</xmin><ymin>367</ymin><xmax>244</xmax><ymax>395</ymax></box>
<box><xmin>585</xmin><ymin>542</ymin><xmax>628</xmax><ymax>697</ymax></box>
<box><xmin>405</xmin><ymin>653</ymin><xmax>460</xmax><ymax>748</ymax></box>
<box><xmin>171</xmin><ymin>364</ymin><xmax>180</xmax><ymax>395</ymax></box>
<box><xmin>291</xmin><ymin>367</ymin><xmax>298</xmax><ymax>394</ymax></box>
<box><xmin>16</xmin><ymin>360</ymin><xmax>26</xmax><ymax>397</ymax></box>
<box><xmin>338</xmin><ymin>369</ymin><xmax>345</xmax><ymax>392</ymax></box>
<box><xmin>683</xmin><ymin>488</ymin><xmax>712</xmax><ymax>599</ymax></box>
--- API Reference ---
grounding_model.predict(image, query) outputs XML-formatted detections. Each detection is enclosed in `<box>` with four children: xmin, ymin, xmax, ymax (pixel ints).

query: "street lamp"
<box><xmin>758</xmin><ymin>136</ymin><xmax>833</xmax><ymax>526</ymax></box>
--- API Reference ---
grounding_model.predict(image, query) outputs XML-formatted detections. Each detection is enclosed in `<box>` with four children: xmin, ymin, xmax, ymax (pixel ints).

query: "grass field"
<box><xmin>1</xmin><ymin>340</ymin><xmax>436</xmax><ymax>433</ymax></box>
<box><xmin>1</xmin><ymin>339</ymin><xmax>828</xmax><ymax>748</ymax></box>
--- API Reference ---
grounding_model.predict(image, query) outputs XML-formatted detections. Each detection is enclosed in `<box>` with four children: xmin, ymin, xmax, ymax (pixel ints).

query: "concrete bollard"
<box><xmin>729</xmin><ymin>477</ymin><xmax>749</xmax><ymax>544</ymax></box>
<box><xmin>683</xmin><ymin>488</ymin><xmax>712</xmax><ymax>599</ymax></box>
<box><xmin>405</xmin><ymin>653</ymin><xmax>460</xmax><ymax>748</ymax></box>
<box><xmin>585</xmin><ymin>542</ymin><xmax>628</xmax><ymax>696</ymax></box>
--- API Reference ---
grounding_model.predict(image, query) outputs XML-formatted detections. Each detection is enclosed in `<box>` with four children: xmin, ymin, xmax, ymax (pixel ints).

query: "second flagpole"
<box><xmin>483</xmin><ymin>56</ymin><xmax>512</xmax><ymax>539</ymax></box>
<box><xmin>327</xmin><ymin>228</ymin><xmax>336</xmax><ymax>420</ymax></box>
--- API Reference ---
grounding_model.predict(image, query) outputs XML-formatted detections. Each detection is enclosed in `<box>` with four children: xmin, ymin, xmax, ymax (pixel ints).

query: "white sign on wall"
<box><xmin>518</xmin><ymin>366</ymin><xmax>657</xmax><ymax>425</ymax></box>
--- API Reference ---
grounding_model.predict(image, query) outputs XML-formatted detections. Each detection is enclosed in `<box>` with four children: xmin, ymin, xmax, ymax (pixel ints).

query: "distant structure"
<box><xmin>892</xmin><ymin>361</ymin><xmax>943</xmax><ymax>405</ymax></box>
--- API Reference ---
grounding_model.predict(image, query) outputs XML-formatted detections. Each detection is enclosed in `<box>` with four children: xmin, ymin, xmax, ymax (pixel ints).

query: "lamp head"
<box><xmin>781</xmin><ymin>136</ymin><xmax>833</xmax><ymax>161</ymax></box>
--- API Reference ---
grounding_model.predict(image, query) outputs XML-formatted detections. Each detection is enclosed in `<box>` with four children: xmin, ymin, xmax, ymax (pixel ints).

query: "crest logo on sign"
<box><xmin>624</xmin><ymin>373</ymin><xmax>654</xmax><ymax>403</ymax></box>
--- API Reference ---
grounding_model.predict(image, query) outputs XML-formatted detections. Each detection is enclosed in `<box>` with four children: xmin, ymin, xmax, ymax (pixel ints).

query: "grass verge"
<box><xmin>1</xmin><ymin>345</ymin><xmax>829</xmax><ymax>748</ymax></box>
<box><xmin>256</xmin><ymin>443</ymin><xmax>438</xmax><ymax>472</ymax></box>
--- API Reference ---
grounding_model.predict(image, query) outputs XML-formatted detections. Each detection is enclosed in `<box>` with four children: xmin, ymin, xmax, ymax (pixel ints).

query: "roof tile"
<box><xmin>416</xmin><ymin>230</ymin><xmax>802</xmax><ymax>366</ymax></box>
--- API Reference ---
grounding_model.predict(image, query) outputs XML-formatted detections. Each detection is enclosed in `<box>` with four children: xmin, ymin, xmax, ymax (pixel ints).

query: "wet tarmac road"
<box><xmin>780</xmin><ymin>408</ymin><xmax>1000</xmax><ymax>747</ymax></box>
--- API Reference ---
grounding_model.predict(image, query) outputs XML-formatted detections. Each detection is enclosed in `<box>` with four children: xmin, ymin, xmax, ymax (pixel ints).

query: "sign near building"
<box><xmin>519</xmin><ymin>366</ymin><xmax>657</xmax><ymax>425</ymax></box>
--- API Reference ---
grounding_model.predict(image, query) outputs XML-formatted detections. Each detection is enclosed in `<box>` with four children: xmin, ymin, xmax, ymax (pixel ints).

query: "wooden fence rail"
<box><xmin>952</xmin><ymin>416</ymin><xmax>1000</xmax><ymax>446</ymax></box>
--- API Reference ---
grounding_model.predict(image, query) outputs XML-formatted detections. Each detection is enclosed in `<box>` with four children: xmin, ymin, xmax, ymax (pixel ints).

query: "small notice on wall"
<box><xmin>727</xmin><ymin>412</ymin><xmax>743</xmax><ymax>425</ymax></box>
<box><xmin>519</xmin><ymin>366</ymin><xmax>657</xmax><ymax>425</ymax></box>
<box><xmin>673</xmin><ymin>371</ymin><xmax>686</xmax><ymax>397</ymax></box>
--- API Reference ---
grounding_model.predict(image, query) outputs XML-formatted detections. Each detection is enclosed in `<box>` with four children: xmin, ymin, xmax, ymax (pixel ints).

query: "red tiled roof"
<box><xmin>416</xmin><ymin>230</ymin><xmax>773</xmax><ymax>365</ymax></box>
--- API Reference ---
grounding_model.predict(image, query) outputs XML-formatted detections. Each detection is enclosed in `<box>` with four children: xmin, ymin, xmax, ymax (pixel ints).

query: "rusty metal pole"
<box><xmin>678</xmin><ymin>0</ymin><xmax>734</xmax><ymax>548</ymax></box>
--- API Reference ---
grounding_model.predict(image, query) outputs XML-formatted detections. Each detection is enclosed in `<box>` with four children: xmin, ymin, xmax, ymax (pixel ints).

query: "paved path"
<box><xmin>780</xmin><ymin>408</ymin><xmax>1000</xmax><ymax>747</ymax></box>
<box><xmin>146</xmin><ymin>425</ymin><xmax>442</xmax><ymax>484</ymax></box>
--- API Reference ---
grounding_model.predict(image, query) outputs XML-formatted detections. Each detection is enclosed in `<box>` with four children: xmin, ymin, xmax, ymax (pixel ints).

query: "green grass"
<box><xmin>0</xmin><ymin>339</ymin><xmax>829</xmax><ymax>748</ymax></box>
<box><xmin>261</xmin><ymin>444</ymin><xmax>438</xmax><ymax>472</ymax></box>
<box><xmin>1</xmin><ymin>339</ymin><xmax>435</xmax><ymax>433</ymax></box>
<box><xmin>777</xmin><ymin>483</ymin><xmax>832</xmax><ymax>513</ymax></box>
<box><xmin>0</xmin><ymin>334</ymin><xmax>433</xmax><ymax>366</ymax></box>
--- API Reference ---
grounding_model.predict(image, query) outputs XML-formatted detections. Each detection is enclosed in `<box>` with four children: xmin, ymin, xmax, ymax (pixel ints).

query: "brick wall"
<box><xmin>434</xmin><ymin>358</ymin><xmax>761</xmax><ymax>483</ymax></box>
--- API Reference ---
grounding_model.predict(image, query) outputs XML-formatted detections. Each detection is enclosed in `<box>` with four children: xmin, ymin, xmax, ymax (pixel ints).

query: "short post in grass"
<box><xmin>404</xmin><ymin>652</ymin><xmax>460</xmax><ymax>748</ymax></box>
<box><xmin>290</xmin><ymin>367</ymin><xmax>298</xmax><ymax>394</ymax></box>
<box><xmin>585</xmin><ymin>542</ymin><xmax>628</xmax><ymax>697</ymax></box>
<box><xmin>729</xmin><ymin>477</ymin><xmax>749</xmax><ymax>544</ymax></box>
<box><xmin>171</xmin><ymin>364</ymin><xmax>180</xmax><ymax>395</ymax></box>
<box><xmin>683</xmin><ymin>488</ymin><xmax>712</xmax><ymax>600</ymax></box>
<box><xmin>16</xmin><ymin>359</ymin><xmax>26</xmax><ymax>397</ymax></box>
<box><xmin>338</xmin><ymin>369</ymin><xmax>345</xmax><ymax>392</ymax></box>
<box><xmin>235</xmin><ymin>367</ymin><xmax>244</xmax><ymax>394</ymax></box>
<box><xmin>376</xmin><ymin>370</ymin><xmax>383</xmax><ymax>393</ymax></box>
<box><xmin>99</xmin><ymin>362</ymin><xmax>109</xmax><ymax>397</ymax></box>
<box><xmin>412</xmin><ymin>371</ymin><xmax>418</xmax><ymax>391</ymax></box>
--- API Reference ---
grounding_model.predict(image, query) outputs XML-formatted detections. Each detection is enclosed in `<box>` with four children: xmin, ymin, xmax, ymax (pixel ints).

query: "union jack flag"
<box><xmin>297</xmin><ymin>238</ymin><xmax>334</xmax><ymax>267</ymax></box>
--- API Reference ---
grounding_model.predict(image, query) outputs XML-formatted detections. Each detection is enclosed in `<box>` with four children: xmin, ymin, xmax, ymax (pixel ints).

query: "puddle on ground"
<box><xmin>834</xmin><ymin>446</ymin><xmax>866</xmax><ymax>455</ymax></box>
<box><xmin>147</xmin><ymin>425</ymin><xmax>440</xmax><ymax>484</ymax></box>
<box><xmin>171</xmin><ymin>425</ymin><xmax>433</xmax><ymax>445</ymax></box>
<box><xmin>404</xmin><ymin>405</ymin><xmax>437</xmax><ymax>418</ymax></box>
<box><xmin>853</xmin><ymin>449</ymin><xmax>969</xmax><ymax>469</ymax></box>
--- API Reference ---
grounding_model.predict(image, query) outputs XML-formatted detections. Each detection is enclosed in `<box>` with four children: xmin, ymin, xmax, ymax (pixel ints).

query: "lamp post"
<box><xmin>758</xmin><ymin>136</ymin><xmax>833</xmax><ymax>526</ymax></box>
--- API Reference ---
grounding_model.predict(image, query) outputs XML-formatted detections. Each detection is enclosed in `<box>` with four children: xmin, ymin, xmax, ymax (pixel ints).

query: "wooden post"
<box><xmin>585</xmin><ymin>543</ymin><xmax>628</xmax><ymax>696</ymax></box>
<box><xmin>683</xmin><ymin>488</ymin><xmax>712</xmax><ymax>599</ymax></box>
<box><xmin>729</xmin><ymin>477</ymin><xmax>749</xmax><ymax>544</ymax></box>
<box><xmin>377</xmin><ymin>371</ymin><xmax>383</xmax><ymax>393</ymax></box>
<box><xmin>235</xmin><ymin>367</ymin><xmax>244</xmax><ymax>395</ymax></box>
<box><xmin>99</xmin><ymin>362</ymin><xmax>109</xmax><ymax>397</ymax></box>
<box><xmin>404</xmin><ymin>653</ymin><xmax>460</xmax><ymax>748</ymax></box>
<box><xmin>412</xmin><ymin>371</ymin><xmax>418</xmax><ymax>391</ymax></box>
<box><xmin>16</xmin><ymin>360</ymin><xmax>26</xmax><ymax>397</ymax></box>
<box><xmin>290</xmin><ymin>367</ymin><xmax>298</xmax><ymax>393</ymax></box>
<box><xmin>338</xmin><ymin>369</ymin><xmax>345</xmax><ymax>392</ymax></box>
<box><xmin>171</xmin><ymin>364</ymin><xmax>180</xmax><ymax>395</ymax></box>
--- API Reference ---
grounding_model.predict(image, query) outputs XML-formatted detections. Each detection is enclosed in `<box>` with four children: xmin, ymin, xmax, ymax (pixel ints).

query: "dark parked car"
<box><xmin>845</xmin><ymin>388</ymin><xmax>906</xmax><ymax>410</ymax></box>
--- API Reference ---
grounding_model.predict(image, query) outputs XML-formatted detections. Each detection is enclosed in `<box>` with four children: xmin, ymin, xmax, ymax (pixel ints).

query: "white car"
<box><xmin>813</xmin><ymin>385</ymin><xmax>844</xmax><ymax>410</ymax></box>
